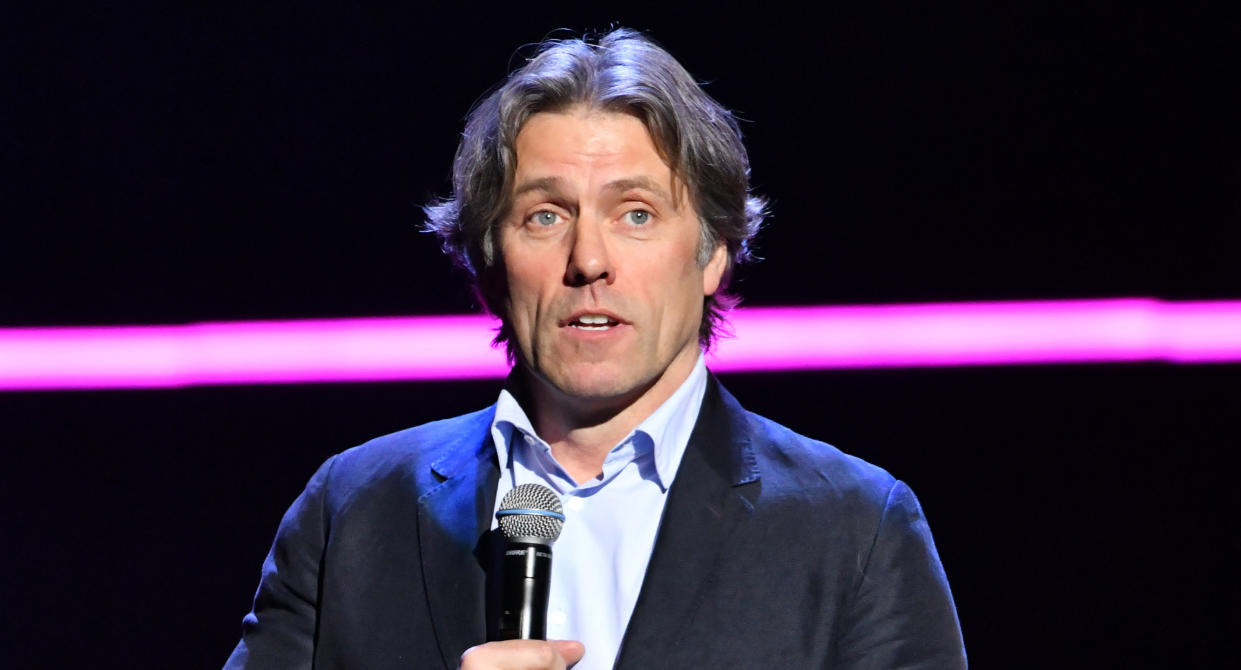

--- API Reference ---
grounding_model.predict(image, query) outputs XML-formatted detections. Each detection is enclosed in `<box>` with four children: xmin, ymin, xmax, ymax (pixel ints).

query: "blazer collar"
<box><xmin>417</xmin><ymin>405</ymin><xmax>500</xmax><ymax>669</ymax></box>
<box><xmin>690</xmin><ymin>375</ymin><xmax>760</xmax><ymax>487</ymax></box>
<box><xmin>614</xmin><ymin>376</ymin><xmax>761</xmax><ymax>668</ymax></box>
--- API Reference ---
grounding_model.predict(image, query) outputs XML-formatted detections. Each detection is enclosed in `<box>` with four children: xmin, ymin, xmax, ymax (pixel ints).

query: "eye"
<box><xmin>624</xmin><ymin>210</ymin><xmax>651</xmax><ymax>225</ymax></box>
<box><xmin>529</xmin><ymin>210</ymin><xmax>561</xmax><ymax>226</ymax></box>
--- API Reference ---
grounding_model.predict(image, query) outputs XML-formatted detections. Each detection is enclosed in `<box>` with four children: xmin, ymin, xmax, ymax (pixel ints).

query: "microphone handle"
<box><xmin>496</xmin><ymin>541</ymin><xmax>553</xmax><ymax>640</ymax></box>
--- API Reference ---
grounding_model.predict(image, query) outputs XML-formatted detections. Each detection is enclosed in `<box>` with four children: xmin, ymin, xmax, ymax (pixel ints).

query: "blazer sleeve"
<box><xmin>834</xmin><ymin>480</ymin><xmax>968</xmax><ymax>669</ymax></box>
<box><xmin>223</xmin><ymin>456</ymin><xmax>336</xmax><ymax>670</ymax></box>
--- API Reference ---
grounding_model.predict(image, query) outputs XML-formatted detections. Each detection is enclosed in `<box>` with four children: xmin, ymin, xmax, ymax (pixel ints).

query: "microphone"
<box><xmin>493</xmin><ymin>483</ymin><xmax>565</xmax><ymax>641</ymax></box>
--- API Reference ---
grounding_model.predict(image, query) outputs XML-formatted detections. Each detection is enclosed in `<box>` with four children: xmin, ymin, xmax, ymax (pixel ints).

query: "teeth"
<box><xmin>571</xmin><ymin>314</ymin><xmax>616</xmax><ymax>330</ymax></box>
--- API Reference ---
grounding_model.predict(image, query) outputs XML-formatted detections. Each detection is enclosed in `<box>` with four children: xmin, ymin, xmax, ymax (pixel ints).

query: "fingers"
<box><xmin>550</xmin><ymin>639</ymin><xmax>585</xmax><ymax>665</ymax></box>
<box><xmin>459</xmin><ymin>639</ymin><xmax>585</xmax><ymax>670</ymax></box>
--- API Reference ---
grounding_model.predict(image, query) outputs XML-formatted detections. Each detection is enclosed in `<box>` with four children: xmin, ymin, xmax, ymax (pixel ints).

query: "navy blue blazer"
<box><xmin>225</xmin><ymin>379</ymin><xmax>966</xmax><ymax>668</ymax></box>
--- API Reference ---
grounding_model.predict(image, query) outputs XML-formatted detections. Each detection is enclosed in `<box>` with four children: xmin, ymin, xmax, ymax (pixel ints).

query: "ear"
<box><xmin>701</xmin><ymin>242</ymin><xmax>728</xmax><ymax>296</ymax></box>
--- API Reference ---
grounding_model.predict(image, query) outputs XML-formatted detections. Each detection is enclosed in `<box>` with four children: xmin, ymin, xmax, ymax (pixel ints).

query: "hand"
<box><xmin>459</xmin><ymin>639</ymin><xmax>586</xmax><ymax>670</ymax></box>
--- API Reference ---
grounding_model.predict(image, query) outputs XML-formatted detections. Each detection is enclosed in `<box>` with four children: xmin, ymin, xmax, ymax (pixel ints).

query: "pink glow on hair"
<box><xmin>1</xmin><ymin>299</ymin><xmax>1238</xmax><ymax>390</ymax></box>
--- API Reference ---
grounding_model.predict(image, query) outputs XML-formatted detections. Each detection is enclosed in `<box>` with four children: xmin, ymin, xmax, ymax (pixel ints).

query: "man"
<box><xmin>226</xmin><ymin>29</ymin><xmax>966</xmax><ymax>669</ymax></box>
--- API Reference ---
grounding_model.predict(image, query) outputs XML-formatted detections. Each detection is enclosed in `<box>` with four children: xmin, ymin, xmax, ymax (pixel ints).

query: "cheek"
<box><xmin>501</xmin><ymin>243</ymin><xmax>538</xmax><ymax>296</ymax></box>
<box><xmin>503</xmin><ymin>259</ymin><xmax>553</xmax><ymax>325</ymax></box>
<box><xmin>638</xmin><ymin>253</ymin><xmax>707</xmax><ymax>317</ymax></box>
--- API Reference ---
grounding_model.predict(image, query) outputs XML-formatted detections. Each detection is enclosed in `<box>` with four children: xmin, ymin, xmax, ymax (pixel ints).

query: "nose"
<box><xmin>564</xmin><ymin>217</ymin><xmax>612</xmax><ymax>287</ymax></box>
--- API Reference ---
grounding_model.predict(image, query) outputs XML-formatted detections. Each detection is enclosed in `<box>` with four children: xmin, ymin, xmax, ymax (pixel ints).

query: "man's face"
<box><xmin>498</xmin><ymin>108</ymin><xmax>727</xmax><ymax>406</ymax></box>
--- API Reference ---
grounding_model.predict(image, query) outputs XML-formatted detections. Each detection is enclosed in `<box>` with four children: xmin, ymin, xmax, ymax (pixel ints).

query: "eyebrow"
<box><xmin>512</xmin><ymin>176</ymin><xmax>566</xmax><ymax>199</ymax></box>
<box><xmin>511</xmin><ymin>175</ymin><xmax>676</xmax><ymax>206</ymax></box>
<box><xmin>601</xmin><ymin>177</ymin><xmax>674</xmax><ymax>204</ymax></box>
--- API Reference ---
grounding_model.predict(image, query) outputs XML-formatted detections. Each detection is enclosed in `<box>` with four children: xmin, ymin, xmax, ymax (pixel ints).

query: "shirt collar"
<box><xmin>631</xmin><ymin>353</ymin><xmax>709</xmax><ymax>489</ymax></box>
<box><xmin>489</xmin><ymin>353</ymin><xmax>709</xmax><ymax>492</ymax></box>
<box><xmin>491</xmin><ymin>387</ymin><xmax>538</xmax><ymax>475</ymax></box>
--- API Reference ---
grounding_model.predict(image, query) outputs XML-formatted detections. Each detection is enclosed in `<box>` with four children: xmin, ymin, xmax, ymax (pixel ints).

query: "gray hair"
<box><xmin>424</xmin><ymin>28</ymin><xmax>766</xmax><ymax>353</ymax></box>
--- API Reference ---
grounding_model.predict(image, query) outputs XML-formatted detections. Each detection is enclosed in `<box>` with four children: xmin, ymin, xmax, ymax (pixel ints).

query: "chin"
<box><xmin>544</xmin><ymin>361</ymin><xmax>650</xmax><ymax>403</ymax></box>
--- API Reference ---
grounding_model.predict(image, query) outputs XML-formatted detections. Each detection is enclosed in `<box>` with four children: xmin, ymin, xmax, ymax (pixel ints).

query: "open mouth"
<box><xmin>568</xmin><ymin>314</ymin><xmax>621</xmax><ymax>331</ymax></box>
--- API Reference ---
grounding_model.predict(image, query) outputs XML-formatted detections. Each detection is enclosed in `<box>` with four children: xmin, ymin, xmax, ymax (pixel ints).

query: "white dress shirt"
<box><xmin>489</xmin><ymin>354</ymin><xmax>709</xmax><ymax>669</ymax></box>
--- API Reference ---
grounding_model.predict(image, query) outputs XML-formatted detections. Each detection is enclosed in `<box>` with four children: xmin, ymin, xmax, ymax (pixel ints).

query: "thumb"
<box><xmin>550</xmin><ymin>639</ymin><xmax>585</xmax><ymax>665</ymax></box>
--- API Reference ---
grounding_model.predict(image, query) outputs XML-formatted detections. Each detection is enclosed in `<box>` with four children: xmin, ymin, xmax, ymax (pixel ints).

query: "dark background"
<box><xmin>3</xmin><ymin>3</ymin><xmax>1238</xmax><ymax>667</ymax></box>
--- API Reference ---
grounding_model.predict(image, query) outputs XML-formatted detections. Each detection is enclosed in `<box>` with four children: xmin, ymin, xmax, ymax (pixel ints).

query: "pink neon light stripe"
<box><xmin>1</xmin><ymin>299</ymin><xmax>1238</xmax><ymax>390</ymax></box>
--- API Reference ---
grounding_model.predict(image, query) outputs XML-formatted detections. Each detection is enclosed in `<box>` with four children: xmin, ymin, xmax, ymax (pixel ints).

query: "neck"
<box><xmin>518</xmin><ymin>351</ymin><xmax>700</xmax><ymax>484</ymax></box>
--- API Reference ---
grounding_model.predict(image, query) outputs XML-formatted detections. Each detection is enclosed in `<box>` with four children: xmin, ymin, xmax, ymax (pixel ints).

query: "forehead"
<box><xmin>513</xmin><ymin>109</ymin><xmax>670</xmax><ymax>177</ymax></box>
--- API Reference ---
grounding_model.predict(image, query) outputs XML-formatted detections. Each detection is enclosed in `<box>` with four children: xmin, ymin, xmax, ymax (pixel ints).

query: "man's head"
<box><xmin>425</xmin><ymin>29</ymin><xmax>765</xmax><ymax>355</ymax></box>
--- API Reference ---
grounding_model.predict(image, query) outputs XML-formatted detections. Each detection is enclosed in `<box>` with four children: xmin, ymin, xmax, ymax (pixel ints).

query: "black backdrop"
<box><xmin>3</xmin><ymin>3</ymin><xmax>1238</xmax><ymax>668</ymax></box>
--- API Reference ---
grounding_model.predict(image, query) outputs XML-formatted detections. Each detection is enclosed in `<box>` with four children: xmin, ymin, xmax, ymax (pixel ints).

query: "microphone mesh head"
<box><xmin>497</xmin><ymin>483</ymin><xmax>564</xmax><ymax>543</ymax></box>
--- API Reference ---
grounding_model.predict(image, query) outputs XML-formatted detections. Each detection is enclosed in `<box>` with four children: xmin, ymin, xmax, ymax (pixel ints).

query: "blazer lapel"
<box><xmin>614</xmin><ymin>378</ymin><xmax>761</xmax><ymax>669</ymax></box>
<box><xmin>416</xmin><ymin>410</ymin><xmax>501</xmax><ymax>669</ymax></box>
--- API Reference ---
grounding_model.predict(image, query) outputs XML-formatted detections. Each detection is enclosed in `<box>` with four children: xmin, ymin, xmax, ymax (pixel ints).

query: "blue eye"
<box><xmin>626</xmin><ymin>210</ymin><xmax>651</xmax><ymax>225</ymax></box>
<box><xmin>531</xmin><ymin>211</ymin><xmax>559</xmax><ymax>226</ymax></box>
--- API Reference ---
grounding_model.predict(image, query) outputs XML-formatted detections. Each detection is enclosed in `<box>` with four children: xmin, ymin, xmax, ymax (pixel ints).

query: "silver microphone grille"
<box><xmin>496</xmin><ymin>483</ymin><xmax>565</xmax><ymax>543</ymax></box>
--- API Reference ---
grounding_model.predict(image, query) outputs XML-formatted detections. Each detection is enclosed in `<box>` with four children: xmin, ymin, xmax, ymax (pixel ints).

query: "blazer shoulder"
<box><xmin>318</xmin><ymin>404</ymin><xmax>497</xmax><ymax>498</ymax></box>
<box><xmin>743</xmin><ymin>409</ymin><xmax>899</xmax><ymax>511</ymax></box>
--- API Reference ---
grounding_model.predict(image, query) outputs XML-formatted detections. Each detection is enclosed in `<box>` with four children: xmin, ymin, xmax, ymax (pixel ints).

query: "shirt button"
<box><xmin>565</xmin><ymin>496</ymin><xmax>585</xmax><ymax>511</ymax></box>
